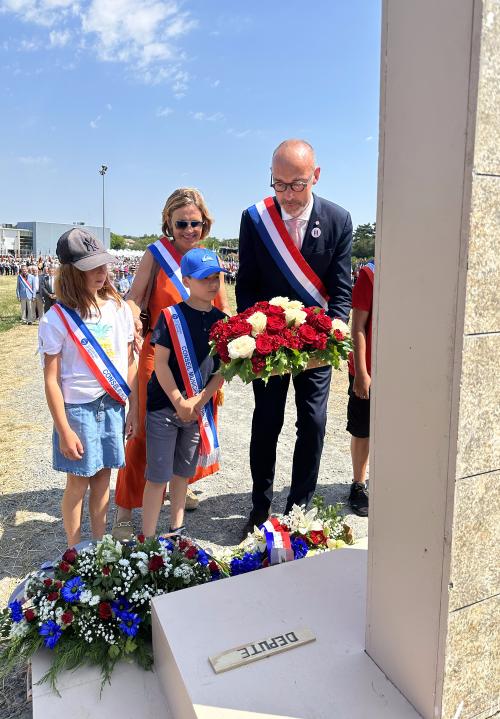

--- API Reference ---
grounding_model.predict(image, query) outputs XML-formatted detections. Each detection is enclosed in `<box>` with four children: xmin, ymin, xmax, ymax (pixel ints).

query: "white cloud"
<box><xmin>106</xmin><ymin>102</ymin><xmax>112</xmax><ymax>110</ymax></box>
<box><xmin>156</xmin><ymin>106</ymin><xmax>173</xmax><ymax>117</ymax></box>
<box><xmin>210</xmin><ymin>79</ymin><xmax>220</xmax><ymax>88</ymax></box>
<box><xmin>227</xmin><ymin>128</ymin><xmax>251</xmax><ymax>139</ymax></box>
<box><xmin>2</xmin><ymin>0</ymin><xmax>198</xmax><ymax>92</ymax></box>
<box><xmin>49</xmin><ymin>29</ymin><xmax>71</xmax><ymax>46</ymax></box>
<box><xmin>89</xmin><ymin>114</ymin><xmax>101</xmax><ymax>128</ymax></box>
<box><xmin>19</xmin><ymin>38</ymin><xmax>39</xmax><ymax>51</ymax></box>
<box><xmin>190</xmin><ymin>111</ymin><xmax>224</xmax><ymax>122</ymax></box>
<box><xmin>18</xmin><ymin>155</ymin><xmax>52</xmax><ymax>165</ymax></box>
<box><xmin>365</xmin><ymin>136</ymin><xmax>374</xmax><ymax>142</ymax></box>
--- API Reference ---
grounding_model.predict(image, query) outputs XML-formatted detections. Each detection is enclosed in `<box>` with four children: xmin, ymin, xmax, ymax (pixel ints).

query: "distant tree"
<box><xmin>352</xmin><ymin>222</ymin><xmax>376</xmax><ymax>259</ymax></box>
<box><xmin>110</xmin><ymin>232</ymin><xmax>126</xmax><ymax>250</ymax></box>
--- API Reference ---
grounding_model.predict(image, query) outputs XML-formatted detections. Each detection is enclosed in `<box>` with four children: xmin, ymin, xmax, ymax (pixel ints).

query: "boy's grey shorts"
<box><xmin>145</xmin><ymin>406</ymin><xmax>200</xmax><ymax>484</ymax></box>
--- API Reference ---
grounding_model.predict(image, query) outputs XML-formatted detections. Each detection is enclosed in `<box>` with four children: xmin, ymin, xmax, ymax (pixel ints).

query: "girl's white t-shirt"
<box><xmin>38</xmin><ymin>300</ymin><xmax>134</xmax><ymax>404</ymax></box>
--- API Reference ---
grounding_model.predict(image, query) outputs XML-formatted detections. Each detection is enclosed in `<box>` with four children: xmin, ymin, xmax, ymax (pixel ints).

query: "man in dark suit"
<box><xmin>40</xmin><ymin>265</ymin><xmax>57</xmax><ymax>312</ymax></box>
<box><xmin>236</xmin><ymin>139</ymin><xmax>352</xmax><ymax>537</ymax></box>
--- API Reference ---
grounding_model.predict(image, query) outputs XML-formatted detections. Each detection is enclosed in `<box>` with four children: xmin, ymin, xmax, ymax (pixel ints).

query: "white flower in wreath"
<box><xmin>243</xmin><ymin>526</ymin><xmax>267</xmax><ymax>553</ymax></box>
<box><xmin>227</xmin><ymin>335</ymin><xmax>256</xmax><ymax>359</ymax></box>
<box><xmin>9</xmin><ymin>619</ymin><xmax>29</xmax><ymax>639</ymax></box>
<box><xmin>285</xmin><ymin>308</ymin><xmax>307</xmax><ymax>327</ymax></box>
<box><xmin>287</xmin><ymin>504</ymin><xmax>323</xmax><ymax>534</ymax></box>
<box><xmin>269</xmin><ymin>296</ymin><xmax>290</xmax><ymax>309</ymax></box>
<box><xmin>246</xmin><ymin>311</ymin><xmax>267</xmax><ymax>337</ymax></box>
<box><xmin>330</xmin><ymin>318</ymin><xmax>350</xmax><ymax>338</ymax></box>
<box><xmin>286</xmin><ymin>300</ymin><xmax>304</xmax><ymax>310</ymax></box>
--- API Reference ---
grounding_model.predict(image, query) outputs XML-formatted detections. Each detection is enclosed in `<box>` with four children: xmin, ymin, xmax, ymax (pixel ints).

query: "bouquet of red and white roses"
<box><xmin>209</xmin><ymin>296</ymin><xmax>351</xmax><ymax>383</ymax></box>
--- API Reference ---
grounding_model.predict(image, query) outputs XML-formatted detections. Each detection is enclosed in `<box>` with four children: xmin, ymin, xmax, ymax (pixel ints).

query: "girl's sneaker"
<box><xmin>348</xmin><ymin>482</ymin><xmax>369</xmax><ymax>517</ymax></box>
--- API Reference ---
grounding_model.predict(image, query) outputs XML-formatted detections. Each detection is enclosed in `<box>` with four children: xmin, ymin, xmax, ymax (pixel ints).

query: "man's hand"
<box><xmin>133</xmin><ymin>316</ymin><xmax>144</xmax><ymax>353</ymax></box>
<box><xmin>353</xmin><ymin>372</ymin><xmax>371</xmax><ymax>400</ymax></box>
<box><xmin>125</xmin><ymin>406</ymin><xmax>138</xmax><ymax>440</ymax></box>
<box><xmin>59</xmin><ymin>429</ymin><xmax>84</xmax><ymax>460</ymax></box>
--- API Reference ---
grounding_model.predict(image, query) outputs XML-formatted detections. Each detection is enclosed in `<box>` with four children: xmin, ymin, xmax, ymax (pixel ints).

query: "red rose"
<box><xmin>310</xmin><ymin>530</ymin><xmax>327</xmax><ymax>546</ymax></box>
<box><xmin>178</xmin><ymin>539</ymin><xmax>189</xmax><ymax>551</ymax></box>
<box><xmin>47</xmin><ymin>591</ymin><xmax>59</xmax><ymax>601</ymax></box>
<box><xmin>24</xmin><ymin>608</ymin><xmax>36</xmax><ymax>622</ymax></box>
<box><xmin>185</xmin><ymin>546</ymin><xmax>197</xmax><ymax>560</ymax></box>
<box><xmin>98</xmin><ymin>602</ymin><xmax>112</xmax><ymax>620</ymax></box>
<box><xmin>281</xmin><ymin>328</ymin><xmax>301</xmax><ymax>349</ymax></box>
<box><xmin>43</xmin><ymin>578</ymin><xmax>52</xmax><ymax>587</ymax></box>
<box><xmin>54</xmin><ymin>580</ymin><xmax>63</xmax><ymax>589</ymax></box>
<box><xmin>251</xmin><ymin>355</ymin><xmax>266</xmax><ymax>374</ymax></box>
<box><xmin>59</xmin><ymin>561</ymin><xmax>71</xmax><ymax>573</ymax></box>
<box><xmin>62</xmin><ymin>548</ymin><xmax>78</xmax><ymax>564</ymax></box>
<box><xmin>228</xmin><ymin>319</ymin><xmax>252</xmax><ymax>339</ymax></box>
<box><xmin>148</xmin><ymin>555</ymin><xmax>165</xmax><ymax>572</ymax></box>
<box><xmin>208</xmin><ymin>560</ymin><xmax>219</xmax><ymax>572</ymax></box>
<box><xmin>266</xmin><ymin>314</ymin><xmax>287</xmax><ymax>334</ymax></box>
<box><xmin>255</xmin><ymin>334</ymin><xmax>274</xmax><ymax>355</ymax></box>
<box><xmin>253</xmin><ymin>301</ymin><xmax>270</xmax><ymax>312</ymax></box>
<box><xmin>333</xmin><ymin>329</ymin><xmax>345</xmax><ymax>341</ymax></box>
<box><xmin>298</xmin><ymin>324</ymin><xmax>319</xmax><ymax>345</ymax></box>
<box><xmin>61</xmin><ymin>611</ymin><xmax>74</xmax><ymax>625</ymax></box>
<box><xmin>267</xmin><ymin>305</ymin><xmax>285</xmax><ymax>316</ymax></box>
<box><xmin>102</xmin><ymin>566</ymin><xmax>111</xmax><ymax>576</ymax></box>
<box><xmin>262</xmin><ymin>558</ymin><xmax>269</xmax><ymax>568</ymax></box>
<box><xmin>307</xmin><ymin>311</ymin><xmax>332</xmax><ymax>333</ymax></box>
<box><xmin>311</xmin><ymin>333</ymin><xmax>328</xmax><ymax>350</ymax></box>
<box><xmin>137</xmin><ymin>534</ymin><xmax>146</xmax><ymax>544</ymax></box>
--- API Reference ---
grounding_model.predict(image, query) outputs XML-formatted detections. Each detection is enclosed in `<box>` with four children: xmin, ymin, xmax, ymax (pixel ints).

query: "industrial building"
<box><xmin>0</xmin><ymin>222</ymin><xmax>110</xmax><ymax>256</ymax></box>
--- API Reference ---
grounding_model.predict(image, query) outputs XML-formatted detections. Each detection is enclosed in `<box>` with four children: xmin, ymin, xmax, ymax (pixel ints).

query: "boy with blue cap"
<box><xmin>143</xmin><ymin>248</ymin><xmax>229</xmax><ymax>537</ymax></box>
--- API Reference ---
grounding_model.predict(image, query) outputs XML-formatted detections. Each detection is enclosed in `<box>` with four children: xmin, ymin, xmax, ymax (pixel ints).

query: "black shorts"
<box><xmin>346</xmin><ymin>373</ymin><xmax>370</xmax><ymax>439</ymax></box>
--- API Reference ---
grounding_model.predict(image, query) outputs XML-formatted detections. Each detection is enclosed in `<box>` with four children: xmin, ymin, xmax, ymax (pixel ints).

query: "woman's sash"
<box><xmin>53</xmin><ymin>303</ymin><xmax>131</xmax><ymax>405</ymax></box>
<box><xmin>247</xmin><ymin>196</ymin><xmax>330</xmax><ymax>310</ymax></box>
<box><xmin>148</xmin><ymin>237</ymin><xmax>189</xmax><ymax>302</ymax></box>
<box><xmin>163</xmin><ymin>305</ymin><xmax>220</xmax><ymax>468</ymax></box>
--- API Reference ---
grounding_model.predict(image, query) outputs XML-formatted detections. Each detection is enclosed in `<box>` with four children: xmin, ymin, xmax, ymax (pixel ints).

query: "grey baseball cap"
<box><xmin>56</xmin><ymin>228</ymin><xmax>116</xmax><ymax>271</ymax></box>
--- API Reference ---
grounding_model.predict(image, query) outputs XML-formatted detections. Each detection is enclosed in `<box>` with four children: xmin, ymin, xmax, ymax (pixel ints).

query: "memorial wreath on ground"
<box><xmin>0</xmin><ymin>498</ymin><xmax>352</xmax><ymax>692</ymax></box>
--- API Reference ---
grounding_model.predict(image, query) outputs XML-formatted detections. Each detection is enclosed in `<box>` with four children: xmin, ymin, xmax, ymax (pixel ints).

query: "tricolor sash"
<box><xmin>19</xmin><ymin>275</ymin><xmax>35</xmax><ymax>298</ymax></box>
<box><xmin>364</xmin><ymin>260</ymin><xmax>375</xmax><ymax>283</ymax></box>
<box><xmin>260</xmin><ymin>517</ymin><xmax>294</xmax><ymax>565</ymax></box>
<box><xmin>148</xmin><ymin>237</ymin><xmax>189</xmax><ymax>302</ymax></box>
<box><xmin>248</xmin><ymin>197</ymin><xmax>330</xmax><ymax>310</ymax></box>
<box><xmin>163</xmin><ymin>305</ymin><xmax>220</xmax><ymax>468</ymax></box>
<box><xmin>53</xmin><ymin>303</ymin><xmax>131</xmax><ymax>405</ymax></box>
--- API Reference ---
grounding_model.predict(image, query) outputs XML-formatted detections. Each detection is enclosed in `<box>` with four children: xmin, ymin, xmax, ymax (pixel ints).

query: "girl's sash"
<box><xmin>19</xmin><ymin>274</ymin><xmax>35</xmax><ymax>298</ymax></box>
<box><xmin>163</xmin><ymin>305</ymin><xmax>220</xmax><ymax>468</ymax></box>
<box><xmin>53</xmin><ymin>303</ymin><xmax>131</xmax><ymax>405</ymax></box>
<box><xmin>248</xmin><ymin>197</ymin><xmax>330</xmax><ymax>310</ymax></box>
<box><xmin>148</xmin><ymin>237</ymin><xmax>189</xmax><ymax>303</ymax></box>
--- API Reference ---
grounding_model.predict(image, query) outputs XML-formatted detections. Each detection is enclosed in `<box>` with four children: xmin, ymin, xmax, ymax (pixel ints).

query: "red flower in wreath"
<box><xmin>266</xmin><ymin>314</ymin><xmax>287</xmax><ymax>334</ymax></box>
<box><xmin>255</xmin><ymin>334</ymin><xmax>274</xmax><ymax>355</ymax></box>
<box><xmin>148</xmin><ymin>555</ymin><xmax>165</xmax><ymax>572</ymax></box>
<box><xmin>310</xmin><ymin>530</ymin><xmax>327</xmax><ymax>546</ymax></box>
<box><xmin>298</xmin><ymin>324</ymin><xmax>319</xmax><ymax>345</ymax></box>
<box><xmin>98</xmin><ymin>602</ymin><xmax>112</xmax><ymax>620</ymax></box>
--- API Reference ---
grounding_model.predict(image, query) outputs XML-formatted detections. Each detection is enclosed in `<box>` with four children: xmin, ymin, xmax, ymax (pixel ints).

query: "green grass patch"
<box><xmin>0</xmin><ymin>277</ymin><xmax>20</xmax><ymax>332</ymax></box>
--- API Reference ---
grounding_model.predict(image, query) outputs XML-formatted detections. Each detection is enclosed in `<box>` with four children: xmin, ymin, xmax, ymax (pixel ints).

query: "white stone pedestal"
<box><xmin>152</xmin><ymin>548</ymin><xmax>420</xmax><ymax>719</ymax></box>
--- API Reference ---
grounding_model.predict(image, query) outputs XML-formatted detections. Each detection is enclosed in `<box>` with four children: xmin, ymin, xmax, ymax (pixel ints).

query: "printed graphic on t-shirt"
<box><xmin>88</xmin><ymin>321</ymin><xmax>115</xmax><ymax>358</ymax></box>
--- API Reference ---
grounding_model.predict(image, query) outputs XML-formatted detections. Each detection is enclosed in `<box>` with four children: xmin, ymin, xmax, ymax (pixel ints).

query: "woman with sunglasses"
<box><xmin>112</xmin><ymin>188</ymin><xmax>231</xmax><ymax>539</ymax></box>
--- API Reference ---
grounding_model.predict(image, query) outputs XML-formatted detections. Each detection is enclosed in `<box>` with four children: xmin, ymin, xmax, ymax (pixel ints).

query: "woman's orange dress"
<box><xmin>115</xmin><ymin>249</ymin><xmax>224</xmax><ymax>510</ymax></box>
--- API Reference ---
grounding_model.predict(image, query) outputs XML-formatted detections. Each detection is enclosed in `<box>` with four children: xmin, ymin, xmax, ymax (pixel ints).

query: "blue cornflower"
<box><xmin>61</xmin><ymin>576</ymin><xmax>84</xmax><ymax>603</ymax></box>
<box><xmin>230</xmin><ymin>552</ymin><xmax>262</xmax><ymax>576</ymax></box>
<box><xmin>112</xmin><ymin>596</ymin><xmax>131</xmax><ymax>618</ymax></box>
<box><xmin>159</xmin><ymin>537</ymin><xmax>174</xmax><ymax>552</ymax></box>
<box><xmin>291</xmin><ymin>537</ymin><xmax>309</xmax><ymax>560</ymax></box>
<box><xmin>197</xmin><ymin>549</ymin><xmax>209</xmax><ymax>566</ymax></box>
<box><xmin>118</xmin><ymin>612</ymin><xmax>141</xmax><ymax>637</ymax></box>
<box><xmin>39</xmin><ymin>620</ymin><xmax>62</xmax><ymax>649</ymax></box>
<box><xmin>8</xmin><ymin>600</ymin><xmax>23</xmax><ymax>623</ymax></box>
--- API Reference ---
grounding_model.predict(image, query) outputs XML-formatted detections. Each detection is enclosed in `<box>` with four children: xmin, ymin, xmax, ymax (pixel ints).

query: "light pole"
<box><xmin>99</xmin><ymin>165</ymin><xmax>108</xmax><ymax>244</ymax></box>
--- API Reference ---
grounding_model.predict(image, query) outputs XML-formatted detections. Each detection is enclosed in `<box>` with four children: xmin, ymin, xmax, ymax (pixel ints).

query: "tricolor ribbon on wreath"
<box><xmin>248</xmin><ymin>196</ymin><xmax>330</xmax><ymax>310</ymax></box>
<box><xmin>163</xmin><ymin>304</ymin><xmax>220</xmax><ymax>468</ymax></box>
<box><xmin>53</xmin><ymin>302</ymin><xmax>131</xmax><ymax>405</ymax></box>
<box><xmin>148</xmin><ymin>237</ymin><xmax>190</xmax><ymax>301</ymax></box>
<box><xmin>260</xmin><ymin>517</ymin><xmax>294</xmax><ymax>565</ymax></box>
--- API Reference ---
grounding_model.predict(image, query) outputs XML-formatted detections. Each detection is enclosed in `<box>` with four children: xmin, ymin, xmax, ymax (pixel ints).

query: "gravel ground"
<box><xmin>0</xmin><ymin>322</ymin><xmax>367</xmax><ymax>718</ymax></box>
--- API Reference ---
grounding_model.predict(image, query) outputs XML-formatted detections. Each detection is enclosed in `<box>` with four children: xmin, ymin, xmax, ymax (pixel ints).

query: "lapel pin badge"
<box><xmin>311</xmin><ymin>227</ymin><xmax>321</xmax><ymax>238</ymax></box>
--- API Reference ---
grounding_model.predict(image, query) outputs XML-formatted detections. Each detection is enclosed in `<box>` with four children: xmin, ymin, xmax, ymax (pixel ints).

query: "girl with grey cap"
<box><xmin>38</xmin><ymin>228</ymin><xmax>138</xmax><ymax>547</ymax></box>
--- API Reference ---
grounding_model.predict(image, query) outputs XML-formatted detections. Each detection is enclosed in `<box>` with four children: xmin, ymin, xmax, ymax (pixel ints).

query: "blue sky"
<box><xmin>1</xmin><ymin>1</ymin><xmax>381</xmax><ymax>238</ymax></box>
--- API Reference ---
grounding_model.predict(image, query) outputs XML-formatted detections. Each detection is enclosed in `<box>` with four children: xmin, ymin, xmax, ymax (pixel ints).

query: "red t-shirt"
<box><xmin>348</xmin><ymin>265</ymin><xmax>374</xmax><ymax>377</ymax></box>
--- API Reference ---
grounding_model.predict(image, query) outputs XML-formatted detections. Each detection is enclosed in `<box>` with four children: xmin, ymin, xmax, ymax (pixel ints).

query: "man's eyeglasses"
<box><xmin>174</xmin><ymin>220</ymin><xmax>204</xmax><ymax>230</ymax></box>
<box><xmin>270</xmin><ymin>173</ymin><xmax>314</xmax><ymax>193</ymax></box>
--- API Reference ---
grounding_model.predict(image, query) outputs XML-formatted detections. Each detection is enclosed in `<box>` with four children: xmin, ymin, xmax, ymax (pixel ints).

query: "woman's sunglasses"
<box><xmin>174</xmin><ymin>220</ymin><xmax>204</xmax><ymax>230</ymax></box>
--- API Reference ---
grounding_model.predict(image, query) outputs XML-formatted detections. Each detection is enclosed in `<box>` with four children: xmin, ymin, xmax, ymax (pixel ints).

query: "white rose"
<box><xmin>285</xmin><ymin>308</ymin><xmax>307</xmax><ymax>327</ymax></box>
<box><xmin>227</xmin><ymin>335</ymin><xmax>256</xmax><ymax>359</ymax></box>
<box><xmin>286</xmin><ymin>300</ymin><xmax>304</xmax><ymax>310</ymax></box>
<box><xmin>269</xmin><ymin>296</ymin><xmax>290</xmax><ymax>309</ymax></box>
<box><xmin>331</xmin><ymin>318</ymin><xmax>350</xmax><ymax>338</ymax></box>
<box><xmin>246</xmin><ymin>311</ymin><xmax>267</xmax><ymax>337</ymax></box>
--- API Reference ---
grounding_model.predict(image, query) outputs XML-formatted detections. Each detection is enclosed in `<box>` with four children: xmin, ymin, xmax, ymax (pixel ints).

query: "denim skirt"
<box><xmin>53</xmin><ymin>394</ymin><xmax>125</xmax><ymax>477</ymax></box>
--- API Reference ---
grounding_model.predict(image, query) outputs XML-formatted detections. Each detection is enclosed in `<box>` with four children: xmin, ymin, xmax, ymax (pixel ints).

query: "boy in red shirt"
<box><xmin>346</xmin><ymin>260</ymin><xmax>374</xmax><ymax>517</ymax></box>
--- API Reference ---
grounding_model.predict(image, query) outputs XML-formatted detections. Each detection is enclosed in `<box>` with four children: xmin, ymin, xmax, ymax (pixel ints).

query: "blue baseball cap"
<box><xmin>180</xmin><ymin>248</ymin><xmax>229</xmax><ymax>279</ymax></box>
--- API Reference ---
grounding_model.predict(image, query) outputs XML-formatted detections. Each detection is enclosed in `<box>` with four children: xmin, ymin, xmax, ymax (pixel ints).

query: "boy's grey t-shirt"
<box><xmin>147</xmin><ymin>302</ymin><xmax>226</xmax><ymax>412</ymax></box>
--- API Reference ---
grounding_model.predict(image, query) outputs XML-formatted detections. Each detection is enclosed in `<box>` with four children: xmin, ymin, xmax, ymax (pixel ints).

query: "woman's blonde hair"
<box><xmin>55</xmin><ymin>264</ymin><xmax>122</xmax><ymax>318</ymax></box>
<box><xmin>161</xmin><ymin>187</ymin><xmax>213</xmax><ymax>240</ymax></box>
